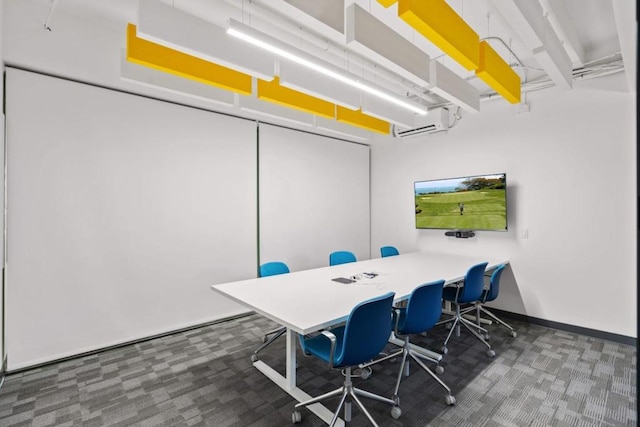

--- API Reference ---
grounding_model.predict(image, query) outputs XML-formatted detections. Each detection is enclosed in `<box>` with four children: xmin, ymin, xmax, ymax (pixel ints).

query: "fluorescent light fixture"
<box><xmin>227</xmin><ymin>19</ymin><xmax>428</xmax><ymax>116</ymax></box>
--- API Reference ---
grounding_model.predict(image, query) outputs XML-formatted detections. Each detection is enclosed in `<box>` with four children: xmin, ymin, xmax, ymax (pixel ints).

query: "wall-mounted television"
<box><xmin>414</xmin><ymin>173</ymin><xmax>507</xmax><ymax>231</ymax></box>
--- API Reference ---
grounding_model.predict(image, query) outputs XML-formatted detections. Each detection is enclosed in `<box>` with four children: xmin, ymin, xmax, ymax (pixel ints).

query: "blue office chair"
<box><xmin>475</xmin><ymin>264</ymin><xmax>517</xmax><ymax>339</ymax></box>
<box><xmin>437</xmin><ymin>262</ymin><xmax>495</xmax><ymax>357</ymax></box>
<box><xmin>329</xmin><ymin>250</ymin><xmax>357</xmax><ymax>266</ymax></box>
<box><xmin>251</xmin><ymin>261</ymin><xmax>290</xmax><ymax>362</ymax></box>
<box><xmin>380</xmin><ymin>246</ymin><xmax>399</xmax><ymax>258</ymax></box>
<box><xmin>292</xmin><ymin>292</ymin><xmax>398</xmax><ymax>426</ymax></box>
<box><xmin>363</xmin><ymin>280</ymin><xmax>455</xmax><ymax>417</ymax></box>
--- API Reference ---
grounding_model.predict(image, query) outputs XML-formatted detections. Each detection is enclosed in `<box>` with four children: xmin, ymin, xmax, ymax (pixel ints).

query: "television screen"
<box><xmin>414</xmin><ymin>173</ymin><xmax>507</xmax><ymax>231</ymax></box>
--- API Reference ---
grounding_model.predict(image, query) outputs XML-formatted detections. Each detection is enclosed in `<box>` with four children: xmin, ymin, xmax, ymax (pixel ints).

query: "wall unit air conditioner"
<box><xmin>393</xmin><ymin>107</ymin><xmax>449</xmax><ymax>138</ymax></box>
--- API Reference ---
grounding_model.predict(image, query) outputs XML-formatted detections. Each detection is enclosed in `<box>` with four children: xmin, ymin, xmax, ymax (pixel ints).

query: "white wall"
<box><xmin>259</xmin><ymin>124</ymin><xmax>370</xmax><ymax>272</ymax></box>
<box><xmin>371</xmin><ymin>73</ymin><xmax>637</xmax><ymax>338</ymax></box>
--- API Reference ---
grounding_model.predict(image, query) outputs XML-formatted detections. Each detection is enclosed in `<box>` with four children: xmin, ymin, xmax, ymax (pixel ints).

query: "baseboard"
<box><xmin>489</xmin><ymin>308</ymin><xmax>636</xmax><ymax>346</ymax></box>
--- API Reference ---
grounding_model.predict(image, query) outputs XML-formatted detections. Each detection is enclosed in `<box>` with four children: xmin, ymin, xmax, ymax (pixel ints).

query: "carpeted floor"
<box><xmin>0</xmin><ymin>313</ymin><xmax>636</xmax><ymax>426</ymax></box>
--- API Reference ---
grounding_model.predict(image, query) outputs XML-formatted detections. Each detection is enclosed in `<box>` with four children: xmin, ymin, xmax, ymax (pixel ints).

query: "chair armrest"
<box><xmin>321</xmin><ymin>330</ymin><xmax>338</xmax><ymax>369</ymax></box>
<box><xmin>392</xmin><ymin>308</ymin><xmax>401</xmax><ymax>336</ymax></box>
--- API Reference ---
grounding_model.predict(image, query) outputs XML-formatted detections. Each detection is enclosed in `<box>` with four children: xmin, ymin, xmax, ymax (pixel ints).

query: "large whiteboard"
<box><xmin>5</xmin><ymin>69</ymin><xmax>257</xmax><ymax>370</ymax></box>
<box><xmin>259</xmin><ymin>124</ymin><xmax>370</xmax><ymax>271</ymax></box>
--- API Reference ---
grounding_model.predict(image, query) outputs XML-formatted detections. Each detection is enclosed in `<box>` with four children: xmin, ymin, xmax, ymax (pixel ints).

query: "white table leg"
<box><xmin>252</xmin><ymin>328</ymin><xmax>345</xmax><ymax>426</ymax></box>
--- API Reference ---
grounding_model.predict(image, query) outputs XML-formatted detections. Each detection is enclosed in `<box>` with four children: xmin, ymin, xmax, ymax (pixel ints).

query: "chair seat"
<box><xmin>301</xmin><ymin>326</ymin><xmax>346</xmax><ymax>365</ymax></box>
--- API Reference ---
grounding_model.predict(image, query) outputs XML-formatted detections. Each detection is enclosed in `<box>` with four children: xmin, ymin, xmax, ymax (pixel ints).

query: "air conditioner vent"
<box><xmin>393</xmin><ymin>107</ymin><xmax>449</xmax><ymax>139</ymax></box>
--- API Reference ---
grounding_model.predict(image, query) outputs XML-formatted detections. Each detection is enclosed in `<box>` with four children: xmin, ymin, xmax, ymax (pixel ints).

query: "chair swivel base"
<box><xmin>292</xmin><ymin>366</ymin><xmax>398</xmax><ymax>426</ymax></box>
<box><xmin>476</xmin><ymin>305</ymin><xmax>517</xmax><ymax>339</ymax></box>
<box><xmin>251</xmin><ymin>326</ymin><xmax>286</xmax><ymax>362</ymax></box>
<box><xmin>391</xmin><ymin>337</ymin><xmax>456</xmax><ymax>408</ymax></box>
<box><xmin>439</xmin><ymin>308</ymin><xmax>496</xmax><ymax>358</ymax></box>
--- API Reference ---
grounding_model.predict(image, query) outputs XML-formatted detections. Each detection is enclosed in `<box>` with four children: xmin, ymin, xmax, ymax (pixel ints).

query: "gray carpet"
<box><xmin>0</xmin><ymin>313</ymin><xmax>636</xmax><ymax>426</ymax></box>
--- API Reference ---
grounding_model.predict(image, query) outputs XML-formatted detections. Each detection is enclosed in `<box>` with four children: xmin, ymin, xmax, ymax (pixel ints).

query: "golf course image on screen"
<box><xmin>414</xmin><ymin>173</ymin><xmax>507</xmax><ymax>231</ymax></box>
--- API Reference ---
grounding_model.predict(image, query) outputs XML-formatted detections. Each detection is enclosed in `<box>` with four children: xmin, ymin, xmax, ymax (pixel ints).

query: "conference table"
<box><xmin>211</xmin><ymin>250</ymin><xmax>508</xmax><ymax>425</ymax></box>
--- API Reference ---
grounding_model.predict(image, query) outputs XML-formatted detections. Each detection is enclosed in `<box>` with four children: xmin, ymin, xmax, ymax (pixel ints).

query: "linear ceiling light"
<box><xmin>126</xmin><ymin>24</ymin><xmax>252</xmax><ymax>95</ymax></box>
<box><xmin>476</xmin><ymin>41</ymin><xmax>521</xmax><ymax>104</ymax></box>
<box><xmin>227</xmin><ymin>19</ymin><xmax>428</xmax><ymax>116</ymax></box>
<box><xmin>397</xmin><ymin>0</ymin><xmax>480</xmax><ymax>71</ymax></box>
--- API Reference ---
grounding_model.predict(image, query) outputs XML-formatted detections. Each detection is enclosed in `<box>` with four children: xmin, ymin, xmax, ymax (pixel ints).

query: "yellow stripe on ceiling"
<box><xmin>257</xmin><ymin>77</ymin><xmax>336</xmax><ymax>119</ymax></box>
<box><xmin>476</xmin><ymin>41</ymin><xmax>521</xmax><ymax>104</ymax></box>
<box><xmin>126</xmin><ymin>23</ymin><xmax>252</xmax><ymax>95</ymax></box>
<box><xmin>398</xmin><ymin>0</ymin><xmax>479</xmax><ymax>71</ymax></box>
<box><xmin>376</xmin><ymin>0</ymin><xmax>398</xmax><ymax>7</ymax></box>
<box><xmin>336</xmin><ymin>106</ymin><xmax>390</xmax><ymax>135</ymax></box>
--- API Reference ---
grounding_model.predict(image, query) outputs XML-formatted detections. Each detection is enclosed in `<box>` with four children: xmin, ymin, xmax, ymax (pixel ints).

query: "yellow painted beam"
<box><xmin>377</xmin><ymin>0</ymin><xmax>398</xmax><ymax>7</ymax></box>
<box><xmin>336</xmin><ymin>106</ymin><xmax>390</xmax><ymax>135</ymax></box>
<box><xmin>126</xmin><ymin>23</ymin><xmax>252</xmax><ymax>95</ymax></box>
<box><xmin>398</xmin><ymin>0</ymin><xmax>479</xmax><ymax>71</ymax></box>
<box><xmin>257</xmin><ymin>77</ymin><xmax>336</xmax><ymax>119</ymax></box>
<box><xmin>476</xmin><ymin>41</ymin><xmax>521</xmax><ymax>104</ymax></box>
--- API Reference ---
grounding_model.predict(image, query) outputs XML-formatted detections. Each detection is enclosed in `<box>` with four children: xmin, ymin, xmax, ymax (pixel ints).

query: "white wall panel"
<box><xmin>259</xmin><ymin>124</ymin><xmax>370</xmax><ymax>272</ymax></box>
<box><xmin>5</xmin><ymin>69</ymin><xmax>257</xmax><ymax>370</ymax></box>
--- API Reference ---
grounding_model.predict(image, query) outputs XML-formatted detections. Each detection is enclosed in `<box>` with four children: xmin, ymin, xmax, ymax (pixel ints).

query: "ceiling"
<box><xmin>24</xmin><ymin>0</ymin><xmax>637</xmax><ymax>137</ymax></box>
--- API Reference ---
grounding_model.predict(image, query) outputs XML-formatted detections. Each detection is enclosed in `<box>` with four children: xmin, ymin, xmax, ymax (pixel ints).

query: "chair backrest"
<box><xmin>484</xmin><ymin>264</ymin><xmax>506</xmax><ymax>302</ymax></box>
<box><xmin>329</xmin><ymin>251</ymin><xmax>357</xmax><ymax>266</ymax></box>
<box><xmin>457</xmin><ymin>262</ymin><xmax>489</xmax><ymax>304</ymax></box>
<box><xmin>380</xmin><ymin>246</ymin><xmax>399</xmax><ymax>258</ymax></box>
<box><xmin>336</xmin><ymin>292</ymin><xmax>395</xmax><ymax>367</ymax></box>
<box><xmin>396</xmin><ymin>280</ymin><xmax>445</xmax><ymax>335</ymax></box>
<box><xmin>259</xmin><ymin>261</ymin><xmax>290</xmax><ymax>277</ymax></box>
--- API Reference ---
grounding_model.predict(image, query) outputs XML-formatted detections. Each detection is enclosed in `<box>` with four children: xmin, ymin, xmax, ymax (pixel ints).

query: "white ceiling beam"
<box><xmin>542</xmin><ymin>0</ymin><xmax>586</xmax><ymax>66</ymax></box>
<box><xmin>491</xmin><ymin>0</ymin><xmax>573</xmax><ymax>89</ymax></box>
<box><xmin>345</xmin><ymin>4</ymin><xmax>430</xmax><ymax>87</ymax></box>
<box><xmin>137</xmin><ymin>0</ymin><xmax>275</xmax><ymax>80</ymax></box>
<box><xmin>612</xmin><ymin>0</ymin><xmax>637</xmax><ymax>92</ymax></box>
<box><xmin>283</xmin><ymin>0</ymin><xmax>345</xmax><ymax>34</ymax></box>
<box><xmin>429</xmin><ymin>61</ymin><xmax>480</xmax><ymax>113</ymax></box>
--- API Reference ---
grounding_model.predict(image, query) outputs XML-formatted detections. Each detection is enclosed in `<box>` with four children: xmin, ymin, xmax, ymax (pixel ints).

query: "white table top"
<box><xmin>211</xmin><ymin>251</ymin><xmax>508</xmax><ymax>335</ymax></box>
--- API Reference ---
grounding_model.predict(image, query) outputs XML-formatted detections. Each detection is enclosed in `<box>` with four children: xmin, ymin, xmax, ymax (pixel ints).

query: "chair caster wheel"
<box><xmin>511</xmin><ymin>331</ymin><xmax>517</xmax><ymax>338</ymax></box>
<box><xmin>250</xmin><ymin>354</ymin><xmax>258</xmax><ymax>363</ymax></box>
<box><xmin>445</xmin><ymin>395</ymin><xmax>456</xmax><ymax>406</ymax></box>
<box><xmin>442</xmin><ymin>346</ymin><xmax>448</xmax><ymax>355</ymax></box>
<box><xmin>391</xmin><ymin>406</ymin><xmax>402</xmax><ymax>419</ymax></box>
<box><xmin>487</xmin><ymin>349</ymin><xmax>496</xmax><ymax>358</ymax></box>
<box><xmin>435</xmin><ymin>365</ymin><xmax>444</xmax><ymax>374</ymax></box>
<box><xmin>360</xmin><ymin>367</ymin><xmax>372</xmax><ymax>380</ymax></box>
<box><xmin>262</xmin><ymin>336</ymin><xmax>268</xmax><ymax>343</ymax></box>
<box><xmin>292</xmin><ymin>411</ymin><xmax>302</xmax><ymax>423</ymax></box>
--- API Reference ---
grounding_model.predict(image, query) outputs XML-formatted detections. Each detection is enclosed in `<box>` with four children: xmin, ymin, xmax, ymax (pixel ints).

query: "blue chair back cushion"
<box><xmin>483</xmin><ymin>264</ymin><xmax>506</xmax><ymax>302</ymax></box>
<box><xmin>442</xmin><ymin>262</ymin><xmax>488</xmax><ymax>304</ymax></box>
<box><xmin>300</xmin><ymin>292</ymin><xmax>394</xmax><ymax>368</ymax></box>
<box><xmin>259</xmin><ymin>261</ymin><xmax>290</xmax><ymax>277</ymax></box>
<box><xmin>329</xmin><ymin>251</ymin><xmax>357</xmax><ymax>266</ymax></box>
<box><xmin>380</xmin><ymin>246</ymin><xmax>399</xmax><ymax>257</ymax></box>
<box><xmin>395</xmin><ymin>280</ymin><xmax>444</xmax><ymax>335</ymax></box>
